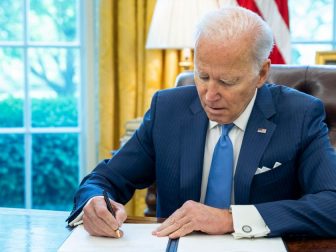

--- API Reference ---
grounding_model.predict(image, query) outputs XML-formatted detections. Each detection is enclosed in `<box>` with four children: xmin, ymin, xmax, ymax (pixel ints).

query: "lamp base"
<box><xmin>179</xmin><ymin>48</ymin><xmax>193</xmax><ymax>71</ymax></box>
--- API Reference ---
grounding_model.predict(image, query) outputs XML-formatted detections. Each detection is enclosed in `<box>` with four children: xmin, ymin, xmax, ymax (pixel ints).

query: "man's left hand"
<box><xmin>152</xmin><ymin>200</ymin><xmax>234</xmax><ymax>239</ymax></box>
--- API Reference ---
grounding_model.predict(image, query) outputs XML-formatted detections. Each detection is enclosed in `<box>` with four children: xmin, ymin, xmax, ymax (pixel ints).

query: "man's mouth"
<box><xmin>206</xmin><ymin>106</ymin><xmax>226</xmax><ymax>114</ymax></box>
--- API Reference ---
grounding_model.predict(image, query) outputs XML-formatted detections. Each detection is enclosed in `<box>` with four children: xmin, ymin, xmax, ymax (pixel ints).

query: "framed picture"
<box><xmin>316</xmin><ymin>51</ymin><xmax>336</xmax><ymax>65</ymax></box>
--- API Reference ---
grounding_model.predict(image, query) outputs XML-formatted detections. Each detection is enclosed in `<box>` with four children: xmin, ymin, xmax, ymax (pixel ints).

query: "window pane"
<box><xmin>29</xmin><ymin>48</ymin><xmax>79</xmax><ymax>127</ymax></box>
<box><xmin>0</xmin><ymin>47</ymin><xmax>24</xmax><ymax>127</ymax></box>
<box><xmin>0</xmin><ymin>0</ymin><xmax>23</xmax><ymax>41</ymax></box>
<box><xmin>0</xmin><ymin>134</ymin><xmax>24</xmax><ymax>208</ymax></box>
<box><xmin>291</xmin><ymin>44</ymin><xmax>332</xmax><ymax>64</ymax></box>
<box><xmin>29</xmin><ymin>0</ymin><xmax>78</xmax><ymax>42</ymax></box>
<box><xmin>289</xmin><ymin>0</ymin><xmax>333</xmax><ymax>41</ymax></box>
<box><xmin>32</xmin><ymin>133</ymin><xmax>78</xmax><ymax>210</ymax></box>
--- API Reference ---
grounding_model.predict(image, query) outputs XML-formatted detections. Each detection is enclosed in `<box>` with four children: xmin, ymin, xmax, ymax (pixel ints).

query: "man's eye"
<box><xmin>219</xmin><ymin>79</ymin><xmax>228</xmax><ymax>84</ymax></box>
<box><xmin>219</xmin><ymin>79</ymin><xmax>235</xmax><ymax>86</ymax></box>
<box><xmin>199</xmin><ymin>76</ymin><xmax>209</xmax><ymax>81</ymax></box>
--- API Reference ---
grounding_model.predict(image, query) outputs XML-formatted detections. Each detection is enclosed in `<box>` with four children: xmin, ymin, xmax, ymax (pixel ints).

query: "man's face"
<box><xmin>194</xmin><ymin>37</ymin><xmax>269</xmax><ymax>124</ymax></box>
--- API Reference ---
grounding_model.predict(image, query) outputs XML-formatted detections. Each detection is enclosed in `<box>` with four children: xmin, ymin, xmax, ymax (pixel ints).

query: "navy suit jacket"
<box><xmin>68</xmin><ymin>84</ymin><xmax>336</xmax><ymax>237</ymax></box>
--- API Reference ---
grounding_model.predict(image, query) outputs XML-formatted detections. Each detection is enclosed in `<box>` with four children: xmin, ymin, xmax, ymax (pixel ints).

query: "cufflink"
<box><xmin>242</xmin><ymin>225</ymin><xmax>252</xmax><ymax>233</ymax></box>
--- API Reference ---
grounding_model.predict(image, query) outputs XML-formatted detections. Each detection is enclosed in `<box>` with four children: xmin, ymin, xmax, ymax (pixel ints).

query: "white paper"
<box><xmin>58</xmin><ymin>224</ymin><xmax>168</xmax><ymax>252</ymax></box>
<box><xmin>178</xmin><ymin>233</ymin><xmax>287</xmax><ymax>252</ymax></box>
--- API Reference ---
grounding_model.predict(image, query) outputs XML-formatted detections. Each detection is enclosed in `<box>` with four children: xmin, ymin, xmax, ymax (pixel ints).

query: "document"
<box><xmin>177</xmin><ymin>232</ymin><xmax>287</xmax><ymax>252</ymax></box>
<box><xmin>58</xmin><ymin>224</ymin><xmax>168</xmax><ymax>252</ymax></box>
<box><xmin>59</xmin><ymin>224</ymin><xmax>287</xmax><ymax>252</ymax></box>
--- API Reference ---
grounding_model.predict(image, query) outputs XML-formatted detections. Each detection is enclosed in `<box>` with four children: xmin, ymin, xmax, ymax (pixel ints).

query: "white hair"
<box><xmin>194</xmin><ymin>6</ymin><xmax>274</xmax><ymax>70</ymax></box>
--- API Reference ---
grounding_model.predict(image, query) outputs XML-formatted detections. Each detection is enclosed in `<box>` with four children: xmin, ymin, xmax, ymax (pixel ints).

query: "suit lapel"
<box><xmin>179</xmin><ymin>97</ymin><xmax>208</xmax><ymax>205</ymax></box>
<box><xmin>234</xmin><ymin>85</ymin><xmax>277</xmax><ymax>204</ymax></box>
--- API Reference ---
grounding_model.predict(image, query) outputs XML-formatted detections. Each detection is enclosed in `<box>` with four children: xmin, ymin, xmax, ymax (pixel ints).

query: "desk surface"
<box><xmin>1</xmin><ymin>207</ymin><xmax>335</xmax><ymax>252</ymax></box>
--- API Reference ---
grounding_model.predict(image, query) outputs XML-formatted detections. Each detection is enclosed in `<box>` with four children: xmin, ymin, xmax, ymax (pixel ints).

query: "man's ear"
<box><xmin>257</xmin><ymin>59</ymin><xmax>271</xmax><ymax>88</ymax></box>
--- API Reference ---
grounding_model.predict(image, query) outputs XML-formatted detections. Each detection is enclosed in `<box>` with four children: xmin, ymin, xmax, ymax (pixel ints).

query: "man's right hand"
<box><xmin>82</xmin><ymin>196</ymin><xmax>127</xmax><ymax>238</ymax></box>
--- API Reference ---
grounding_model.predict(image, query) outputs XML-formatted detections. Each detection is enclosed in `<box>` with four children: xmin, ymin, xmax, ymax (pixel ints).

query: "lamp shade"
<box><xmin>146</xmin><ymin>0</ymin><xmax>220</xmax><ymax>49</ymax></box>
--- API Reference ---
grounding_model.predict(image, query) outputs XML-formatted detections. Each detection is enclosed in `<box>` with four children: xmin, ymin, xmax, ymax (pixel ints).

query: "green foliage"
<box><xmin>32</xmin><ymin>133</ymin><xmax>78</xmax><ymax>210</ymax></box>
<box><xmin>0</xmin><ymin>96</ymin><xmax>23</xmax><ymax>127</ymax></box>
<box><xmin>0</xmin><ymin>97</ymin><xmax>79</xmax><ymax>210</ymax></box>
<box><xmin>31</xmin><ymin>97</ymin><xmax>78</xmax><ymax>127</ymax></box>
<box><xmin>0</xmin><ymin>134</ymin><xmax>24</xmax><ymax>208</ymax></box>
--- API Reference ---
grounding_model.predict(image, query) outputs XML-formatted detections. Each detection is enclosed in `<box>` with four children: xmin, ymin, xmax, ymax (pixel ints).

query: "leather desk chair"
<box><xmin>145</xmin><ymin>64</ymin><xmax>336</xmax><ymax>216</ymax></box>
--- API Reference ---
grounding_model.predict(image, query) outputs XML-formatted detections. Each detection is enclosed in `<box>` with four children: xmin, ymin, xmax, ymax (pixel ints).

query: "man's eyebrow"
<box><xmin>194</xmin><ymin>70</ymin><xmax>207</xmax><ymax>75</ymax></box>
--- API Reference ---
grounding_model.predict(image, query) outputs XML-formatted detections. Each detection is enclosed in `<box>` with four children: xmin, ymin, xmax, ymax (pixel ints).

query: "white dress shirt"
<box><xmin>199</xmin><ymin>89</ymin><xmax>270</xmax><ymax>238</ymax></box>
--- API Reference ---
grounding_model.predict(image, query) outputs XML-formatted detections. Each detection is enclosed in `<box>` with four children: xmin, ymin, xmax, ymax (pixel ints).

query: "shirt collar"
<box><xmin>209</xmin><ymin>88</ymin><xmax>257</xmax><ymax>131</ymax></box>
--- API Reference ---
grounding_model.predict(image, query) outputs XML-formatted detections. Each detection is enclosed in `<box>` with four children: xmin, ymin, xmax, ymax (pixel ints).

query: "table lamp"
<box><xmin>146</xmin><ymin>0</ymin><xmax>220</xmax><ymax>71</ymax></box>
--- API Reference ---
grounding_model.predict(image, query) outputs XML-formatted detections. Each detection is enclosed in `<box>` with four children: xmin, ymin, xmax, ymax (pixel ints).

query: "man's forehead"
<box><xmin>195</xmin><ymin>61</ymin><xmax>248</xmax><ymax>74</ymax></box>
<box><xmin>195</xmin><ymin>69</ymin><xmax>245</xmax><ymax>85</ymax></box>
<box><xmin>195</xmin><ymin>47</ymin><xmax>256</xmax><ymax>75</ymax></box>
<box><xmin>195</xmin><ymin>34</ymin><xmax>254</xmax><ymax>62</ymax></box>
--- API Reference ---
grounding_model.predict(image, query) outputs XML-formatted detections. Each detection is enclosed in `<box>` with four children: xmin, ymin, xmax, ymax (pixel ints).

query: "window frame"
<box><xmin>0</xmin><ymin>0</ymin><xmax>98</xmax><ymax>209</ymax></box>
<box><xmin>289</xmin><ymin>0</ymin><xmax>336</xmax><ymax>64</ymax></box>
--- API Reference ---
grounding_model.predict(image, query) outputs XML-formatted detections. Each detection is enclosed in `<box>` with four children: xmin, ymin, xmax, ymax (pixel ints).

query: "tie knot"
<box><xmin>221</xmin><ymin>123</ymin><xmax>234</xmax><ymax>136</ymax></box>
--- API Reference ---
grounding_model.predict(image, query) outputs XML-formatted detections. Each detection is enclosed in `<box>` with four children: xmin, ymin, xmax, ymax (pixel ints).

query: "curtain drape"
<box><xmin>98</xmin><ymin>0</ymin><xmax>179</xmax><ymax>216</ymax></box>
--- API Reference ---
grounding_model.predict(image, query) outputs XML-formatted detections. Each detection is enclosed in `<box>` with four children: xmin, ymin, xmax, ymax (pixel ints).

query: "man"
<box><xmin>67</xmin><ymin>6</ymin><xmax>336</xmax><ymax>239</ymax></box>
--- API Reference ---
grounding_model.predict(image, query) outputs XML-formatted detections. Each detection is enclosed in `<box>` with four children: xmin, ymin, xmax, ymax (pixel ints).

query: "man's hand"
<box><xmin>82</xmin><ymin>196</ymin><xmax>127</xmax><ymax>238</ymax></box>
<box><xmin>152</xmin><ymin>200</ymin><xmax>233</xmax><ymax>239</ymax></box>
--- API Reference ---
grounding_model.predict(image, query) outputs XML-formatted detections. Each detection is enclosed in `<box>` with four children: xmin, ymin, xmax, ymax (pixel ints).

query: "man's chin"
<box><xmin>203</xmin><ymin>106</ymin><xmax>235</xmax><ymax>124</ymax></box>
<box><xmin>206</xmin><ymin>113</ymin><xmax>232</xmax><ymax>124</ymax></box>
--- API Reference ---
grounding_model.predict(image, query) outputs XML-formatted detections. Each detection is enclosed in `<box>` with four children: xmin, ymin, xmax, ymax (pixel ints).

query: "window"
<box><xmin>0</xmin><ymin>0</ymin><xmax>91</xmax><ymax>210</ymax></box>
<box><xmin>289</xmin><ymin>0</ymin><xmax>335</xmax><ymax>64</ymax></box>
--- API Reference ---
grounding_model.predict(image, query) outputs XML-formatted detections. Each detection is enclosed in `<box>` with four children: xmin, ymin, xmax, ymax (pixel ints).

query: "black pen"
<box><xmin>103</xmin><ymin>190</ymin><xmax>121</xmax><ymax>238</ymax></box>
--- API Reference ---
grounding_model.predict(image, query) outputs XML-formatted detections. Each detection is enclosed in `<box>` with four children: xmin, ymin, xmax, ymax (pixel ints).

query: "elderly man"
<box><xmin>67</xmin><ymin>6</ymin><xmax>336</xmax><ymax>239</ymax></box>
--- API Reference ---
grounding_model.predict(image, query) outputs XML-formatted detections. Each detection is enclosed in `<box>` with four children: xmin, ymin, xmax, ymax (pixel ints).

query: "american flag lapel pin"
<box><xmin>257</xmin><ymin>128</ymin><xmax>267</xmax><ymax>134</ymax></box>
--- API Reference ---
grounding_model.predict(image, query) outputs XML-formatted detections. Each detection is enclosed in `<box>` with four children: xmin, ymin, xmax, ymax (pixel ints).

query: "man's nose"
<box><xmin>205</xmin><ymin>82</ymin><xmax>220</xmax><ymax>102</ymax></box>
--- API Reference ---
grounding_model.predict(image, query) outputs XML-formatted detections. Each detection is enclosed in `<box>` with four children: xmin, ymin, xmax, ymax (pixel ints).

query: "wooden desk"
<box><xmin>1</xmin><ymin>208</ymin><xmax>335</xmax><ymax>252</ymax></box>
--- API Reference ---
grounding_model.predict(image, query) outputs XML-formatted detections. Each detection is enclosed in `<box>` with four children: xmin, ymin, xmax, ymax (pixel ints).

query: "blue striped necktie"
<box><xmin>205</xmin><ymin>123</ymin><xmax>234</xmax><ymax>209</ymax></box>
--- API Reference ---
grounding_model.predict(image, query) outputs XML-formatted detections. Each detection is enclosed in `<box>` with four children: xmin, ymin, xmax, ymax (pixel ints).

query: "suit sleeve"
<box><xmin>66</xmin><ymin>92</ymin><xmax>159</xmax><ymax>223</ymax></box>
<box><xmin>255</xmin><ymin>98</ymin><xmax>336</xmax><ymax>237</ymax></box>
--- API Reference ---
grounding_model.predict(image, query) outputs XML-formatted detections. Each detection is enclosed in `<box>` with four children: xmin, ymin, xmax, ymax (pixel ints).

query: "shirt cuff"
<box><xmin>68</xmin><ymin>197</ymin><xmax>97</xmax><ymax>227</ymax></box>
<box><xmin>231</xmin><ymin>205</ymin><xmax>270</xmax><ymax>239</ymax></box>
<box><xmin>68</xmin><ymin>210</ymin><xmax>84</xmax><ymax>227</ymax></box>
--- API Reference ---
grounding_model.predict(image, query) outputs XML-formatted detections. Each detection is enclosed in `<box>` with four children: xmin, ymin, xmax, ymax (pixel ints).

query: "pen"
<box><xmin>103</xmin><ymin>190</ymin><xmax>121</xmax><ymax>238</ymax></box>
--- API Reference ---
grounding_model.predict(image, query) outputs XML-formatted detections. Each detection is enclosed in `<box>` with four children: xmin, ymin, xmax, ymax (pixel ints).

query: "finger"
<box><xmin>83</xmin><ymin>219</ymin><xmax>99</xmax><ymax>236</ymax></box>
<box><xmin>82</xmin><ymin>212</ymin><xmax>112</xmax><ymax>237</ymax></box>
<box><xmin>154</xmin><ymin>207</ymin><xmax>186</xmax><ymax>234</ymax></box>
<box><xmin>155</xmin><ymin>216</ymin><xmax>189</xmax><ymax>237</ymax></box>
<box><xmin>153</xmin><ymin>216</ymin><xmax>177</xmax><ymax>234</ymax></box>
<box><xmin>93</xmin><ymin>199</ymin><xmax>119</xmax><ymax>230</ymax></box>
<box><xmin>95</xmin><ymin>199</ymin><xmax>126</xmax><ymax>238</ymax></box>
<box><xmin>83</xmin><ymin>199</ymin><xmax>119</xmax><ymax>237</ymax></box>
<box><xmin>169</xmin><ymin>221</ymin><xmax>194</xmax><ymax>239</ymax></box>
<box><xmin>83</xmin><ymin>212</ymin><xmax>122</xmax><ymax>238</ymax></box>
